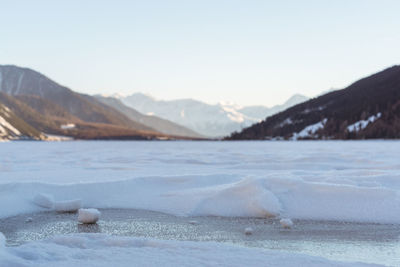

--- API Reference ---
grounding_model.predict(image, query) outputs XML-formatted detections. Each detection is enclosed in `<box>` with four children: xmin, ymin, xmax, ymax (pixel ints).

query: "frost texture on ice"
<box><xmin>347</xmin><ymin>113</ymin><xmax>381</xmax><ymax>132</ymax></box>
<box><xmin>78</xmin><ymin>208</ymin><xmax>101</xmax><ymax>224</ymax></box>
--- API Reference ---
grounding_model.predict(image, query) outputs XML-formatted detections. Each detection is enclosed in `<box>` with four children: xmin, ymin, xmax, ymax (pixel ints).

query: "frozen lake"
<box><xmin>1</xmin><ymin>209</ymin><xmax>399</xmax><ymax>266</ymax></box>
<box><xmin>1</xmin><ymin>140</ymin><xmax>400</xmax><ymax>266</ymax></box>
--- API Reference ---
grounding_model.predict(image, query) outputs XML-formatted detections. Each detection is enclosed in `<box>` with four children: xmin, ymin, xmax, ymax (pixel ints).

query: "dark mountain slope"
<box><xmin>95</xmin><ymin>95</ymin><xmax>203</xmax><ymax>138</ymax></box>
<box><xmin>228</xmin><ymin>65</ymin><xmax>400</xmax><ymax>140</ymax></box>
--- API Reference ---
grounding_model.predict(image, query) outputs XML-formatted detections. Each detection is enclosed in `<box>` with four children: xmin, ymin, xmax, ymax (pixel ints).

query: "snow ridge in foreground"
<box><xmin>0</xmin><ymin>234</ymin><xmax>380</xmax><ymax>267</ymax></box>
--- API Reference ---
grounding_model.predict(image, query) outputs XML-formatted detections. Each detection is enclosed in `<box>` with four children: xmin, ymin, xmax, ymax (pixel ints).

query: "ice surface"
<box><xmin>78</xmin><ymin>208</ymin><xmax>101</xmax><ymax>224</ymax></box>
<box><xmin>0</xmin><ymin>233</ymin><xmax>379</xmax><ymax>267</ymax></box>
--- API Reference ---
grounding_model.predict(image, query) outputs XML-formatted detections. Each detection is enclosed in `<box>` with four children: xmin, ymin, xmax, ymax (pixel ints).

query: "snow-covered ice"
<box><xmin>78</xmin><ymin>208</ymin><xmax>101</xmax><ymax>224</ymax></box>
<box><xmin>1</xmin><ymin>141</ymin><xmax>400</xmax><ymax>223</ymax></box>
<box><xmin>0</xmin><ymin>140</ymin><xmax>399</xmax><ymax>266</ymax></box>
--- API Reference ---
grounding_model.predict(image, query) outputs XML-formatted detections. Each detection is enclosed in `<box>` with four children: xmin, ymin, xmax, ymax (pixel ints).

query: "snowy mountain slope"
<box><xmin>238</xmin><ymin>94</ymin><xmax>309</xmax><ymax>119</ymax></box>
<box><xmin>228</xmin><ymin>65</ymin><xmax>400</xmax><ymax>140</ymax></box>
<box><xmin>120</xmin><ymin>93</ymin><xmax>308</xmax><ymax>137</ymax></box>
<box><xmin>0</xmin><ymin>102</ymin><xmax>44</xmax><ymax>140</ymax></box>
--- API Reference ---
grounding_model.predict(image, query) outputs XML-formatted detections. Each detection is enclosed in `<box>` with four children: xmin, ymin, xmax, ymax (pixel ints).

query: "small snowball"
<box><xmin>188</xmin><ymin>220</ymin><xmax>198</xmax><ymax>225</ymax></box>
<box><xmin>25</xmin><ymin>217</ymin><xmax>33</xmax><ymax>223</ymax></box>
<box><xmin>78</xmin><ymin>208</ymin><xmax>101</xmax><ymax>224</ymax></box>
<box><xmin>0</xmin><ymin>232</ymin><xmax>5</xmax><ymax>248</ymax></box>
<box><xmin>54</xmin><ymin>199</ymin><xmax>82</xmax><ymax>212</ymax></box>
<box><xmin>244</xmin><ymin>227</ymin><xmax>253</xmax><ymax>235</ymax></box>
<box><xmin>33</xmin><ymin>193</ymin><xmax>54</xmax><ymax>209</ymax></box>
<box><xmin>280</xmin><ymin>218</ymin><xmax>293</xmax><ymax>229</ymax></box>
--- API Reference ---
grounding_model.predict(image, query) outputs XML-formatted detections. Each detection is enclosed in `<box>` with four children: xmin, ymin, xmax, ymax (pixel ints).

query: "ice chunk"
<box><xmin>54</xmin><ymin>199</ymin><xmax>81</xmax><ymax>212</ymax></box>
<box><xmin>244</xmin><ymin>227</ymin><xmax>253</xmax><ymax>235</ymax></box>
<box><xmin>25</xmin><ymin>217</ymin><xmax>33</xmax><ymax>223</ymax></box>
<box><xmin>280</xmin><ymin>218</ymin><xmax>293</xmax><ymax>229</ymax></box>
<box><xmin>78</xmin><ymin>208</ymin><xmax>101</xmax><ymax>224</ymax></box>
<box><xmin>33</xmin><ymin>193</ymin><xmax>54</xmax><ymax>209</ymax></box>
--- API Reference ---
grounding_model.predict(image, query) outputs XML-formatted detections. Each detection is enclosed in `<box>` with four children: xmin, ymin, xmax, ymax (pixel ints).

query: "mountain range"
<box><xmin>0</xmin><ymin>65</ymin><xmax>201</xmax><ymax>140</ymax></box>
<box><xmin>117</xmin><ymin>93</ymin><xmax>309</xmax><ymax>137</ymax></box>
<box><xmin>228</xmin><ymin>65</ymin><xmax>400</xmax><ymax>140</ymax></box>
<box><xmin>2</xmin><ymin>64</ymin><xmax>400</xmax><ymax>141</ymax></box>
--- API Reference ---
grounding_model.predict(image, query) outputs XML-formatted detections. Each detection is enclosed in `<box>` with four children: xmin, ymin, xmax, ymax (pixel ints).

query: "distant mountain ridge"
<box><xmin>228</xmin><ymin>65</ymin><xmax>400</xmax><ymax>140</ymax></box>
<box><xmin>94</xmin><ymin>95</ymin><xmax>203</xmax><ymax>138</ymax></box>
<box><xmin>118</xmin><ymin>93</ymin><xmax>309</xmax><ymax>137</ymax></box>
<box><xmin>0</xmin><ymin>65</ymin><xmax>200</xmax><ymax>140</ymax></box>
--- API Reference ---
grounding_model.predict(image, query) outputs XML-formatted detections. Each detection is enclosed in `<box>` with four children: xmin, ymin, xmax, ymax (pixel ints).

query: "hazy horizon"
<box><xmin>1</xmin><ymin>0</ymin><xmax>400</xmax><ymax>106</ymax></box>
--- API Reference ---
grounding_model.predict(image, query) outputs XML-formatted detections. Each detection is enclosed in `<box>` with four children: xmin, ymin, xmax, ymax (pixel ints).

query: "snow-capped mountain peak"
<box><xmin>119</xmin><ymin>93</ymin><xmax>309</xmax><ymax>137</ymax></box>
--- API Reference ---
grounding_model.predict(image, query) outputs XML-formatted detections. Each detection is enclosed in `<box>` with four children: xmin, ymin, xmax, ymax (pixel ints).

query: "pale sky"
<box><xmin>1</xmin><ymin>0</ymin><xmax>400</xmax><ymax>106</ymax></box>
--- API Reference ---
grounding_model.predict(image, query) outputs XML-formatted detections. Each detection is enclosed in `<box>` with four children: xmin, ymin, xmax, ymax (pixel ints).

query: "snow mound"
<box><xmin>33</xmin><ymin>193</ymin><xmax>54</xmax><ymax>209</ymax></box>
<box><xmin>190</xmin><ymin>178</ymin><xmax>281</xmax><ymax>217</ymax></box>
<box><xmin>78</xmin><ymin>208</ymin><xmax>101</xmax><ymax>224</ymax></box>
<box><xmin>54</xmin><ymin>199</ymin><xmax>81</xmax><ymax>212</ymax></box>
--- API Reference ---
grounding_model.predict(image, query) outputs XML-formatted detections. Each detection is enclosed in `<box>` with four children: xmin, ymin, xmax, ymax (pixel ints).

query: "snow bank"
<box><xmin>33</xmin><ymin>193</ymin><xmax>54</xmax><ymax>209</ymax></box>
<box><xmin>0</xmin><ymin>234</ymin><xmax>378</xmax><ymax>267</ymax></box>
<box><xmin>1</xmin><ymin>174</ymin><xmax>399</xmax><ymax>223</ymax></box>
<box><xmin>78</xmin><ymin>208</ymin><xmax>101</xmax><ymax>224</ymax></box>
<box><xmin>54</xmin><ymin>199</ymin><xmax>81</xmax><ymax>212</ymax></box>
